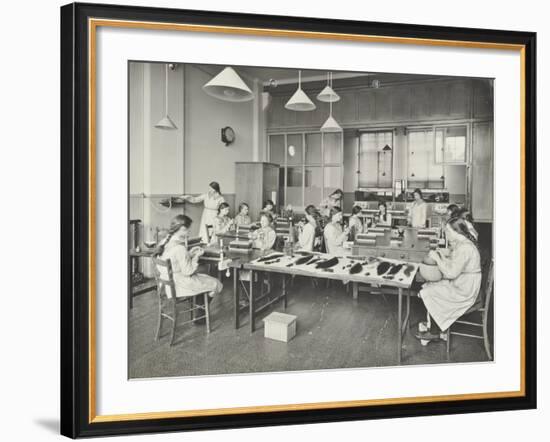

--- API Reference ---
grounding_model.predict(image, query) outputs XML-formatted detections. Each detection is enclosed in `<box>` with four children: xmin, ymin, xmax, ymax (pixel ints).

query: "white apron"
<box><xmin>186</xmin><ymin>192</ymin><xmax>225</xmax><ymax>243</ymax></box>
<box><xmin>419</xmin><ymin>239</ymin><xmax>482</xmax><ymax>331</ymax></box>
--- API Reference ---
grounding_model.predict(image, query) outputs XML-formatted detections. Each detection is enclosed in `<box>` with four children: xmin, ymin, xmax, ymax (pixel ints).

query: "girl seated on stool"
<box><xmin>323</xmin><ymin>207</ymin><xmax>351</xmax><ymax>256</ymax></box>
<box><xmin>376</xmin><ymin>201</ymin><xmax>392</xmax><ymax>227</ymax></box>
<box><xmin>297</xmin><ymin>205</ymin><xmax>318</xmax><ymax>252</ymax></box>
<box><xmin>156</xmin><ymin>214</ymin><xmax>223</xmax><ymax>300</ymax></box>
<box><xmin>415</xmin><ymin>215</ymin><xmax>482</xmax><ymax>343</ymax></box>
<box><xmin>348</xmin><ymin>205</ymin><xmax>364</xmax><ymax>238</ymax></box>
<box><xmin>251</xmin><ymin>212</ymin><xmax>277</xmax><ymax>251</ymax></box>
<box><xmin>234</xmin><ymin>202</ymin><xmax>251</xmax><ymax>227</ymax></box>
<box><xmin>261</xmin><ymin>199</ymin><xmax>276</xmax><ymax>217</ymax></box>
<box><xmin>210</xmin><ymin>202</ymin><xmax>234</xmax><ymax>245</ymax></box>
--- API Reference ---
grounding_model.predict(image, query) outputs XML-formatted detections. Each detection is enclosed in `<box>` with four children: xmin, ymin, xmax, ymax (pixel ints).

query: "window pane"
<box><xmin>305</xmin><ymin>133</ymin><xmax>322</xmax><ymax>164</ymax></box>
<box><xmin>287</xmin><ymin>134</ymin><xmax>303</xmax><ymax>166</ymax></box>
<box><xmin>435</xmin><ymin>129</ymin><xmax>444</xmax><ymax>163</ymax></box>
<box><xmin>323</xmin><ymin>132</ymin><xmax>342</xmax><ymax>163</ymax></box>
<box><xmin>269</xmin><ymin>134</ymin><xmax>285</xmax><ymax>165</ymax></box>
<box><xmin>444</xmin><ymin>126</ymin><xmax>467</xmax><ymax>162</ymax></box>
<box><xmin>408</xmin><ymin>129</ymin><xmax>444</xmax><ymax>188</ymax></box>
<box><xmin>324</xmin><ymin>167</ymin><xmax>341</xmax><ymax>200</ymax></box>
<box><xmin>286</xmin><ymin>167</ymin><xmax>303</xmax><ymax>207</ymax></box>
<box><xmin>359</xmin><ymin>131</ymin><xmax>393</xmax><ymax>188</ymax></box>
<box><xmin>304</xmin><ymin>166</ymin><xmax>322</xmax><ymax>206</ymax></box>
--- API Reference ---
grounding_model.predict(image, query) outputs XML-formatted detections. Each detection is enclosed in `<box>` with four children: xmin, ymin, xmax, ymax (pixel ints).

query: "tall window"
<box><xmin>358</xmin><ymin>131</ymin><xmax>393</xmax><ymax>188</ymax></box>
<box><xmin>269</xmin><ymin>132</ymin><xmax>343</xmax><ymax>209</ymax></box>
<box><xmin>407</xmin><ymin>129</ymin><xmax>445</xmax><ymax>188</ymax></box>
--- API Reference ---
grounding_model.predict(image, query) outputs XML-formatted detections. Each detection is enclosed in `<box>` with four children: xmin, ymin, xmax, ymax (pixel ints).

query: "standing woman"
<box><xmin>415</xmin><ymin>216</ymin><xmax>482</xmax><ymax>342</ymax></box>
<box><xmin>210</xmin><ymin>202</ymin><xmax>235</xmax><ymax>245</ymax></box>
<box><xmin>251</xmin><ymin>212</ymin><xmax>277</xmax><ymax>251</ymax></box>
<box><xmin>323</xmin><ymin>207</ymin><xmax>351</xmax><ymax>256</ymax></box>
<box><xmin>155</xmin><ymin>215</ymin><xmax>223</xmax><ymax>299</ymax></box>
<box><xmin>180</xmin><ymin>181</ymin><xmax>224</xmax><ymax>243</ymax></box>
<box><xmin>408</xmin><ymin>188</ymin><xmax>428</xmax><ymax>228</ymax></box>
<box><xmin>234</xmin><ymin>202</ymin><xmax>252</xmax><ymax>227</ymax></box>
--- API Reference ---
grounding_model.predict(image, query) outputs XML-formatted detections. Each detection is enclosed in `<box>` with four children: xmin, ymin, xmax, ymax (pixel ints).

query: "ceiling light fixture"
<box><xmin>285</xmin><ymin>70</ymin><xmax>316</xmax><ymax>111</ymax></box>
<box><xmin>317</xmin><ymin>72</ymin><xmax>340</xmax><ymax>103</ymax></box>
<box><xmin>202</xmin><ymin>67</ymin><xmax>254</xmax><ymax>102</ymax></box>
<box><xmin>155</xmin><ymin>63</ymin><xmax>178</xmax><ymax>130</ymax></box>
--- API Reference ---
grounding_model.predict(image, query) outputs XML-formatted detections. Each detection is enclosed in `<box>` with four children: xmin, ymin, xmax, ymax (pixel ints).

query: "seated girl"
<box><xmin>415</xmin><ymin>216</ymin><xmax>482</xmax><ymax>343</ymax></box>
<box><xmin>156</xmin><ymin>214</ymin><xmax>223</xmax><ymax>299</ymax></box>
<box><xmin>261</xmin><ymin>199</ymin><xmax>276</xmax><ymax>217</ymax></box>
<box><xmin>234</xmin><ymin>202</ymin><xmax>252</xmax><ymax>227</ymax></box>
<box><xmin>251</xmin><ymin>212</ymin><xmax>277</xmax><ymax>251</ymax></box>
<box><xmin>323</xmin><ymin>207</ymin><xmax>351</xmax><ymax>256</ymax></box>
<box><xmin>375</xmin><ymin>201</ymin><xmax>392</xmax><ymax>227</ymax></box>
<box><xmin>348</xmin><ymin>205</ymin><xmax>364</xmax><ymax>239</ymax></box>
<box><xmin>297</xmin><ymin>205</ymin><xmax>318</xmax><ymax>252</ymax></box>
<box><xmin>210</xmin><ymin>202</ymin><xmax>234</xmax><ymax>245</ymax></box>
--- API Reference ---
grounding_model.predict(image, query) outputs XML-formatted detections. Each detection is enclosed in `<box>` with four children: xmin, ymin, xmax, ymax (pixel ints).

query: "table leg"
<box><xmin>129</xmin><ymin>256</ymin><xmax>134</xmax><ymax>310</ymax></box>
<box><xmin>282</xmin><ymin>275</ymin><xmax>287</xmax><ymax>310</ymax></box>
<box><xmin>397</xmin><ymin>287</ymin><xmax>403</xmax><ymax>365</ymax></box>
<box><xmin>233</xmin><ymin>267</ymin><xmax>239</xmax><ymax>329</ymax></box>
<box><xmin>353</xmin><ymin>282</ymin><xmax>358</xmax><ymax>300</ymax></box>
<box><xmin>249</xmin><ymin>270</ymin><xmax>255</xmax><ymax>333</ymax></box>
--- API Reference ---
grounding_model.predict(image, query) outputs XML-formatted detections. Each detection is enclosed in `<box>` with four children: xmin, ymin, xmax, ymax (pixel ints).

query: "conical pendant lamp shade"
<box><xmin>317</xmin><ymin>84</ymin><xmax>340</xmax><ymax>102</ymax></box>
<box><xmin>155</xmin><ymin>115</ymin><xmax>178</xmax><ymax>130</ymax></box>
<box><xmin>203</xmin><ymin>67</ymin><xmax>254</xmax><ymax>102</ymax></box>
<box><xmin>285</xmin><ymin>70</ymin><xmax>316</xmax><ymax>111</ymax></box>
<box><xmin>317</xmin><ymin>72</ymin><xmax>340</xmax><ymax>102</ymax></box>
<box><xmin>320</xmin><ymin>115</ymin><xmax>342</xmax><ymax>132</ymax></box>
<box><xmin>155</xmin><ymin>64</ymin><xmax>178</xmax><ymax>130</ymax></box>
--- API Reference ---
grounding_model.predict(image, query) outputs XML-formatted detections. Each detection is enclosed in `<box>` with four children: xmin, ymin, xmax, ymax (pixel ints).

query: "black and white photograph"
<box><xmin>128</xmin><ymin>62</ymin><xmax>494</xmax><ymax>378</ymax></box>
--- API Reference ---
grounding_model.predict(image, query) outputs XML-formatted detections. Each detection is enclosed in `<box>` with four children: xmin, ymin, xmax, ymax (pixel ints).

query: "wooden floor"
<box><xmin>129</xmin><ymin>275</ymin><xmax>493</xmax><ymax>379</ymax></box>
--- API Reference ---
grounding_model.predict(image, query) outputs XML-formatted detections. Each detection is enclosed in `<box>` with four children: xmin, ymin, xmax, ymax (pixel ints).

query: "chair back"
<box><xmin>152</xmin><ymin>257</ymin><xmax>177</xmax><ymax>299</ymax></box>
<box><xmin>481</xmin><ymin>258</ymin><xmax>494</xmax><ymax>311</ymax></box>
<box><xmin>205</xmin><ymin>224</ymin><xmax>214</xmax><ymax>244</ymax></box>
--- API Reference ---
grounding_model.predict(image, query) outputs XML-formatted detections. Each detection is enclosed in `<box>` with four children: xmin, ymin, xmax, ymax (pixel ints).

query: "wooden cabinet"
<box><xmin>235</xmin><ymin>162</ymin><xmax>280</xmax><ymax>221</ymax></box>
<box><xmin>470</xmin><ymin>122</ymin><xmax>494</xmax><ymax>222</ymax></box>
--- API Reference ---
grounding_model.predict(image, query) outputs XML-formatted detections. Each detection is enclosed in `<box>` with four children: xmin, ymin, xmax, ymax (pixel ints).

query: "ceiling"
<box><xmin>193</xmin><ymin>63</ymin><xmax>462</xmax><ymax>94</ymax></box>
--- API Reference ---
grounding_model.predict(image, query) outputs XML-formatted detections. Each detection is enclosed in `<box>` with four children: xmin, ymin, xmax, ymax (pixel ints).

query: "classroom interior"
<box><xmin>128</xmin><ymin>62</ymin><xmax>494</xmax><ymax>378</ymax></box>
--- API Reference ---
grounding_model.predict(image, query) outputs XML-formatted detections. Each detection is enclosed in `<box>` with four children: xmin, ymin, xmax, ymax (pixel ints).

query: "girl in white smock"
<box><xmin>348</xmin><ymin>205</ymin><xmax>364</xmax><ymax>239</ymax></box>
<box><xmin>210</xmin><ymin>202</ymin><xmax>235</xmax><ymax>245</ymax></box>
<box><xmin>157</xmin><ymin>215</ymin><xmax>222</xmax><ymax>299</ymax></box>
<box><xmin>323</xmin><ymin>207</ymin><xmax>351</xmax><ymax>256</ymax></box>
<box><xmin>251</xmin><ymin>212</ymin><xmax>277</xmax><ymax>251</ymax></box>
<box><xmin>408</xmin><ymin>188</ymin><xmax>427</xmax><ymax>228</ymax></box>
<box><xmin>180</xmin><ymin>181</ymin><xmax>224</xmax><ymax>243</ymax></box>
<box><xmin>416</xmin><ymin>216</ymin><xmax>481</xmax><ymax>342</ymax></box>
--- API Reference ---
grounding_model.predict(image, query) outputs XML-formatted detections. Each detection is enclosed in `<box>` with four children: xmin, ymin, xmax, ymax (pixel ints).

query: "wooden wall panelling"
<box><xmin>391</xmin><ymin>86</ymin><xmax>412</xmax><ymax>121</ymax></box>
<box><xmin>473</xmin><ymin>79</ymin><xmax>494</xmax><ymax>118</ymax></box>
<box><xmin>373</xmin><ymin>88</ymin><xmax>392</xmax><ymax>121</ymax></box>
<box><xmin>449</xmin><ymin>80</ymin><xmax>470</xmax><ymax>118</ymax></box>
<box><xmin>411</xmin><ymin>83</ymin><xmax>430</xmax><ymax>120</ymax></box>
<box><xmin>357</xmin><ymin>89</ymin><xmax>375</xmax><ymax>122</ymax></box>
<box><xmin>429</xmin><ymin>82</ymin><xmax>451</xmax><ymax>119</ymax></box>
<box><xmin>268</xmin><ymin>95</ymin><xmax>285</xmax><ymax>128</ymax></box>
<box><xmin>470</xmin><ymin>122</ymin><xmax>494</xmax><ymax>222</ymax></box>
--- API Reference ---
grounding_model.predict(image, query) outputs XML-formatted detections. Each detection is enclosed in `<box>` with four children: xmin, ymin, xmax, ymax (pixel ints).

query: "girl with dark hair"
<box><xmin>210</xmin><ymin>202</ymin><xmax>235</xmax><ymax>245</ymax></box>
<box><xmin>156</xmin><ymin>215</ymin><xmax>222</xmax><ymax>300</ymax></box>
<box><xmin>323</xmin><ymin>207</ymin><xmax>351</xmax><ymax>255</ymax></box>
<box><xmin>234</xmin><ymin>202</ymin><xmax>251</xmax><ymax>226</ymax></box>
<box><xmin>456</xmin><ymin>207</ymin><xmax>479</xmax><ymax>241</ymax></box>
<box><xmin>251</xmin><ymin>212</ymin><xmax>276</xmax><ymax>251</ymax></box>
<box><xmin>297</xmin><ymin>205</ymin><xmax>318</xmax><ymax>251</ymax></box>
<box><xmin>262</xmin><ymin>199</ymin><xmax>276</xmax><ymax>216</ymax></box>
<box><xmin>319</xmin><ymin>188</ymin><xmax>344</xmax><ymax>218</ymax></box>
<box><xmin>415</xmin><ymin>216</ymin><xmax>482</xmax><ymax>343</ymax></box>
<box><xmin>348</xmin><ymin>205</ymin><xmax>364</xmax><ymax>239</ymax></box>
<box><xmin>179</xmin><ymin>181</ymin><xmax>225</xmax><ymax>243</ymax></box>
<box><xmin>446</xmin><ymin>203</ymin><xmax>459</xmax><ymax>219</ymax></box>
<box><xmin>408</xmin><ymin>188</ymin><xmax>427</xmax><ymax>228</ymax></box>
<box><xmin>375</xmin><ymin>201</ymin><xmax>392</xmax><ymax>227</ymax></box>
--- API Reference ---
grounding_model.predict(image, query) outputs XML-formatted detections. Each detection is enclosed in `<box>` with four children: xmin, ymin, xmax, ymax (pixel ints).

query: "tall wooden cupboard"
<box><xmin>235</xmin><ymin>162</ymin><xmax>280</xmax><ymax>221</ymax></box>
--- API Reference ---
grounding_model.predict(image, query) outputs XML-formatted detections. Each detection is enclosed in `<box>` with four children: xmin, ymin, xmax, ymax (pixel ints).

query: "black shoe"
<box><xmin>414</xmin><ymin>330</ymin><xmax>441</xmax><ymax>341</ymax></box>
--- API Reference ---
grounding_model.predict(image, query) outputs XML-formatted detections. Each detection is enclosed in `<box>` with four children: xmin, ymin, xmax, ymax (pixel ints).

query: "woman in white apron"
<box><xmin>156</xmin><ymin>215</ymin><xmax>223</xmax><ymax>299</ymax></box>
<box><xmin>180</xmin><ymin>181</ymin><xmax>224</xmax><ymax>243</ymax></box>
<box><xmin>415</xmin><ymin>215</ymin><xmax>482</xmax><ymax>342</ymax></box>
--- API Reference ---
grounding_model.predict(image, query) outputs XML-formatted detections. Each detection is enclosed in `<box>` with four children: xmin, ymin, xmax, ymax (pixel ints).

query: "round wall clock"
<box><xmin>221</xmin><ymin>126</ymin><xmax>235</xmax><ymax>146</ymax></box>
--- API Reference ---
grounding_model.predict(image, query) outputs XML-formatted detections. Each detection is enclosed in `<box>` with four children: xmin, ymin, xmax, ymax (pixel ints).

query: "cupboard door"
<box><xmin>471</xmin><ymin>122</ymin><xmax>494</xmax><ymax>222</ymax></box>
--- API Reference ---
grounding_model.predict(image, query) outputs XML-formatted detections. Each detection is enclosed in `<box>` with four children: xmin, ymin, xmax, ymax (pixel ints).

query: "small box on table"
<box><xmin>263</xmin><ymin>312</ymin><xmax>297</xmax><ymax>342</ymax></box>
<box><xmin>228</xmin><ymin>239</ymin><xmax>253</xmax><ymax>253</ymax></box>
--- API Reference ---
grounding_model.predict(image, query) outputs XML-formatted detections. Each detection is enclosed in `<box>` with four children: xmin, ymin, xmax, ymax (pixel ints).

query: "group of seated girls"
<box><xmin>209</xmin><ymin>199</ymin><xmax>277</xmax><ymax>250</ymax></box>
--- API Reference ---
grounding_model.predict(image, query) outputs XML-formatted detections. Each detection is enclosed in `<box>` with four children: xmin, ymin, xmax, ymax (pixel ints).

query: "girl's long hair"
<box><xmin>209</xmin><ymin>181</ymin><xmax>221</xmax><ymax>195</ymax></box>
<box><xmin>154</xmin><ymin>214</ymin><xmax>192</xmax><ymax>257</ymax></box>
<box><xmin>447</xmin><ymin>215</ymin><xmax>478</xmax><ymax>245</ymax></box>
<box><xmin>378</xmin><ymin>201</ymin><xmax>388</xmax><ymax>222</ymax></box>
<box><xmin>217</xmin><ymin>202</ymin><xmax>230</xmax><ymax>215</ymax></box>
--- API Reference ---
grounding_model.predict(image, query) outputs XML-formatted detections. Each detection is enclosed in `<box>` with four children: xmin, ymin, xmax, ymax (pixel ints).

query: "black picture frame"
<box><xmin>60</xmin><ymin>2</ymin><xmax>537</xmax><ymax>438</ymax></box>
